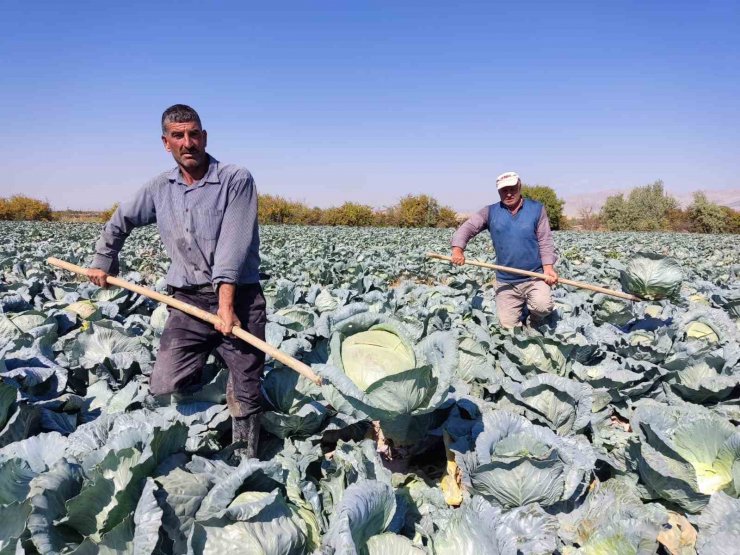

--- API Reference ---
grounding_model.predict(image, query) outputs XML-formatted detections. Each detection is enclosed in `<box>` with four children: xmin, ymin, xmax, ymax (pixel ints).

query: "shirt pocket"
<box><xmin>192</xmin><ymin>208</ymin><xmax>223</xmax><ymax>240</ymax></box>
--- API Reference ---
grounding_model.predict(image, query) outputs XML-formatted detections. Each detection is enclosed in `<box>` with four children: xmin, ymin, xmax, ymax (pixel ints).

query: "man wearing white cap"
<box><xmin>450</xmin><ymin>171</ymin><xmax>558</xmax><ymax>328</ymax></box>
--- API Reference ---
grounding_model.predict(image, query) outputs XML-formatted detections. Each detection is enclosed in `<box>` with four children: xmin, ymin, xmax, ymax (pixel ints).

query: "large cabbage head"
<box><xmin>455</xmin><ymin>410</ymin><xmax>595</xmax><ymax>509</ymax></box>
<box><xmin>619</xmin><ymin>253</ymin><xmax>683</xmax><ymax>300</ymax></box>
<box><xmin>630</xmin><ymin>401</ymin><xmax>740</xmax><ymax>513</ymax></box>
<box><xmin>665</xmin><ymin>357</ymin><xmax>739</xmax><ymax>404</ymax></box>
<box><xmin>676</xmin><ymin>306</ymin><xmax>738</xmax><ymax>345</ymax></box>
<box><xmin>317</xmin><ymin>313</ymin><xmax>457</xmax><ymax>445</ymax></box>
<box><xmin>338</xmin><ymin>323</ymin><xmax>416</xmax><ymax>391</ymax></box>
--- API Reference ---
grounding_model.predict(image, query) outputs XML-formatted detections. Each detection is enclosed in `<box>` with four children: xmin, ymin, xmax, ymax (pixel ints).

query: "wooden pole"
<box><xmin>426</xmin><ymin>252</ymin><xmax>642</xmax><ymax>302</ymax></box>
<box><xmin>47</xmin><ymin>257</ymin><xmax>323</xmax><ymax>385</ymax></box>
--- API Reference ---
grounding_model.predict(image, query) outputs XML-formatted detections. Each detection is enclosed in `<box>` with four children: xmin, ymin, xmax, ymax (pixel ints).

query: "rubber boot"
<box><xmin>232</xmin><ymin>414</ymin><xmax>260</xmax><ymax>459</ymax></box>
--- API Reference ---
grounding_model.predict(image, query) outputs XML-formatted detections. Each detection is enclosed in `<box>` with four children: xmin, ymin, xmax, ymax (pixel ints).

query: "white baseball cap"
<box><xmin>496</xmin><ymin>171</ymin><xmax>520</xmax><ymax>190</ymax></box>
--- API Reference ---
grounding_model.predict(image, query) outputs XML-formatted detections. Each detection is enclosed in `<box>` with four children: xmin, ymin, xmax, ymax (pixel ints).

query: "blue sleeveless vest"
<box><xmin>488</xmin><ymin>199</ymin><xmax>543</xmax><ymax>283</ymax></box>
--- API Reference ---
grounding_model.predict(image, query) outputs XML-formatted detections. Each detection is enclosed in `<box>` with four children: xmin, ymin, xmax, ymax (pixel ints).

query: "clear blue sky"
<box><xmin>2</xmin><ymin>0</ymin><xmax>738</xmax><ymax>212</ymax></box>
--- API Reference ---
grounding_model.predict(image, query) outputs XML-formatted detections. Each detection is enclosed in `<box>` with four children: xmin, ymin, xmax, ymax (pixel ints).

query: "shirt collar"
<box><xmin>168</xmin><ymin>155</ymin><xmax>220</xmax><ymax>187</ymax></box>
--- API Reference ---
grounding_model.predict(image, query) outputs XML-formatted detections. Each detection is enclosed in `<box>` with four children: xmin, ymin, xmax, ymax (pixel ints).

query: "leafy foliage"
<box><xmin>321</xmin><ymin>202</ymin><xmax>377</xmax><ymax>227</ymax></box>
<box><xmin>600</xmin><ymin>180</ymin><xmax>679</xmax><ymax>231</ymax></box>
<box><xmin>0</xmin><ymin>195</ymin><xmax>53</xmax><ymax>221</ymax></box>
<box><xmin>688</xmin><ymin>192</ymin><xmax>729</xmax><ymax>234</ymax></box>
<box><xmin>596</xmin><ymin>181</ymin><xmax>740</xmax><ymax>234</ymax></box>
<box><xmin>521</xmin><ymin>185</ymin><xmax>565</xmax><ymax>231</ymax></box>
<box><xmin>391</xmin><ymin>194</ymin><xmax>451</xmax><ymax>228</ymax></box>
<box><xmin>0</xmin><ymin>221</ymin><xmax>738</xmax><ymax>553</ymax></box>
<box><xmin>256</xmin><ymin>193</ymin><xmax>459</xmax><ymax>228</ymax></box>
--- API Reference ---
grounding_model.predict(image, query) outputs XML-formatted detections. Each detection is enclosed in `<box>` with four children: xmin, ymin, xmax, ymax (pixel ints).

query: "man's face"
<box><xmin>498</xmin><ymin>183</ymin><xmax>522</xmax><ymax>208</ymax></box>
<box><xmin>161</xmin><ymin>121</ymin><xmax>208</xmax><ymax>171</ymax></box>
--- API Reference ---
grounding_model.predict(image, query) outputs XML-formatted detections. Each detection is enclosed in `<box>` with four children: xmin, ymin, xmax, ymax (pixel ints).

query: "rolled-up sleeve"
<box><xmin>451</xmin><ymin>206</ymin><xmax>489</xmax><ymax>249</ymax></box>
<box><xmin>212</xmin><ymin>169</ymin><xmax>258</xmax><ymax>289</ymax></box>
<box><xmin>536</xmin><ymin>206</ymin><xmax>558</xmax><ymax>265</ymax></box>
<box><xmin>91</xmin><ymin>184</ymin><xmax>157</xmax><ymax>274</ymax></box>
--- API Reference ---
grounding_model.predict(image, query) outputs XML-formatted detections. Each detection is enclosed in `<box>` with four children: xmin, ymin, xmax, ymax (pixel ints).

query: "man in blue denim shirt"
<box><xmin>88</xmin><ymin>104</ymin><xmax>264</xmax><ymax>458</ymax></box>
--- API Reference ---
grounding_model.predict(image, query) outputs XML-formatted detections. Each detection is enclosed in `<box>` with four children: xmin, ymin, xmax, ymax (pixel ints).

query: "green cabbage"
<box><xmin>630</xmin><ymin>402</ymin><xmax>740</xmax><ymax>512</ymax></box>
<box><xmin>619</xmin><ymin>252</ymin><xmax>683</xmax><ymax>300</ymax></box>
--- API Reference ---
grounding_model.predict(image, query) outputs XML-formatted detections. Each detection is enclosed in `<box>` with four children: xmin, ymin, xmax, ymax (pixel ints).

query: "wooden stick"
<box><xmin>47</xmin><ymin>257</ymin><xmax>323</xmax><ymax>385</ymax></box>
<box><xmin>426</xmin><ymin>252</ymin><xmax>642</xmax><ymax>302</ymax></box>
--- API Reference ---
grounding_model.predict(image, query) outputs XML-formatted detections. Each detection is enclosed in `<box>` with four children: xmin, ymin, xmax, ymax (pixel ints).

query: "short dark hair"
<box><xmin>161</xmin><ymin>104</ymin><xmax>202</xmax><ymax>134</ymax></box>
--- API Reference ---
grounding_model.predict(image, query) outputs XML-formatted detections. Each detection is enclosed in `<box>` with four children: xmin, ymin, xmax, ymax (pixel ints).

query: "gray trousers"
<box><xmin>495</xmin><ymin>279</ymin><xmax>554</xmax><ymax>328</ymax></box>
<box><xmin>149</xmin><ymin>284</ymin><xmax>267</xmax><ymax>418</ymax></box>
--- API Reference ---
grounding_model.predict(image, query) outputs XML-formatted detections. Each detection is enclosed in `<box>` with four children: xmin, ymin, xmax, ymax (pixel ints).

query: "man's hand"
<box><xmin>216</xmin><ymin>306</ymin><xmax>241</xmax><ymax>336</ymax></box>
<box><xmin>451</xmin><ymin>247</ymin><xmax>466</xmax><ymax>266</ymax></box>
<box><xmin>216</xmin><ymin>283</ymin><xmax>239</xmax><ymax>336</ymax></box>
<box><xmin>542</xmin><ymin>265</ymin><xmax>558</xmax><ymax>286</ymax></box>
<box><xmin>87</xmin><ymin>268</ymin><xmax>110</xmax><ymax>288</ymax></box>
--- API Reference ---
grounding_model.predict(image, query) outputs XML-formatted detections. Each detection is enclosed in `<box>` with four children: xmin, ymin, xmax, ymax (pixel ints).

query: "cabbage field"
<box><xmin>1</xmin><ymin>220</ymin><xmax>739</xmax><ymax>554</ymax></box>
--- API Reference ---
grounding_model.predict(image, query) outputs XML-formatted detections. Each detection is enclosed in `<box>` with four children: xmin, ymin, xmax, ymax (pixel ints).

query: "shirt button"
<box><xmin>188</xmin><ymin>247</ymin><xmax>192</xmax><ymax>251</ymax></box>
<box><xmin>185</xmin><ymin>208</ymin><xmax>189</xmax><ymax>212</ymax></box>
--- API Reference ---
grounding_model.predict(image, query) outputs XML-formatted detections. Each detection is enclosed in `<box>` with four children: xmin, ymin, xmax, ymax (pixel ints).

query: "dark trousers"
<box><xmin>150</xmin><ymin>284</ymin><xmax>267</xmax><ymax>418</ymax></box>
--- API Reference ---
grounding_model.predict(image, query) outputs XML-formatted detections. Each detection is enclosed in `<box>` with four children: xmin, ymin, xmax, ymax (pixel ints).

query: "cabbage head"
<box><xmin>340</xmin><ymin>324</ymin><xmax>416</xmax><ymax>391</ymax></box>
<box><xmin>629</xmin><ymin>401</ymin><xmax>740</xmax><ymax>513</ymax></box>
<box><xmin>677</xmin><ymin>306</ymin><xmax>737</xmax><ymax>345</ymax></box>
<box><xmin>665</xmin><ymin>358</ymin><xmax>739</xmax><ymax>404</ymax></box>
<box><xmin>558</xmin><ymin>478</ymin><xmax>669</xmax><ymax>555</ymax></box>
<box><xmin>430</xmin><ymin>495</ymin><xmax>558</xmax><ymax>555</ymax></box>
<box><xmin>317</xmin><ymin>313</ymin><xmax>456</xmax><ymax>445</ymax></box>
<box><xmin>499</xmin><ymin>374</ymin><xmax>593</xmax><ymax>436</ymax></box>
<box><xmin>619</xmin><ymin>253</ymin><xmax>683</xmax><ymax>300</ymax></box>
<box><xmin>260</xmin><ymin>366</ymin><xmax>328</xmax><ymax>439</ymax></box>
<box><xmin>455</xmin><ymin>410</ymin><xmax>595</xmax><ymax>509</ymax></box>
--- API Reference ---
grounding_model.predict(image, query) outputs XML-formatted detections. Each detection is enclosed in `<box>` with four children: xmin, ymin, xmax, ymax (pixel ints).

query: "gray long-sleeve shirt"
<box><xmin>451</xmin><ymin>201</ymin><xmax>558</xmax><ymax>265</ymax></box>
<box><xmin>92</xmin><ymin>155</ymin><xmax>260</xmax><ymax>289</ymax></box>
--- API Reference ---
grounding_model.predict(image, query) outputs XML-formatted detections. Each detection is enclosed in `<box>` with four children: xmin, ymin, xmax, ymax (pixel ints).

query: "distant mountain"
<box><xmin>563</xmin><ymin>188</ymin><xmax>740</xmax><ymax>218</ymax></box>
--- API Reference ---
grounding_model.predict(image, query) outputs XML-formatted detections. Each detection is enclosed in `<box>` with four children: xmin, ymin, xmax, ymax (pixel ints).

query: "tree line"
<box><xmin>257</xmin><ymin>185</ymin><xmax>566</xmax><ymax>229</ymax></box>
<box><xmin>0</xmin><ymin>185</ymin><xmax>566</xmax><ymax>230</ymax></box>
<box><xmin>2</xmin><ymin>182</ymin><xmax>738</xmax><ymax>234</ymax></box>
<box><xmin>256</xmin><ymin>194</ymin><xmax>458</xmax><ymax>227</ymax></box>
<box><xmin>574</xmin><ymin>181</ymin><xmax>740</xmax><ymax>234</ymax></box>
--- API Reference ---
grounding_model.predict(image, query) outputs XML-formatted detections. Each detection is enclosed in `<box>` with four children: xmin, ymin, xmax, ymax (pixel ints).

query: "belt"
<box><xmin>167</xmin><ymin>284</ymin><xmax>213</xmax><ymax>294</ymax></box>
<box><xmin>167</xmin><ymin>283</ymin><xmax>261</xmax><ymax>295</ymax></box>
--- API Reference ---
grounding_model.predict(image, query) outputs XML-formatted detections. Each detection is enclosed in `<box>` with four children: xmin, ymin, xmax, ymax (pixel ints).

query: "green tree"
<box><xmin>688</xmin><ymin>192</ymin><xmax>728</xmax><ymax>234</ymax></box>
<box><xmin>599</xmin><ymin>180</ymin><xmax>678</xmax><ymax>231</ymax></box>
<box><xmin>521</xmin><ymin>185</ymin><xmax>565</xmax><ymax>230</ymax></box>
<box><xmin>626</xmin><ymin>180</ymin><xmax>678</xmax><ymax>231</ymax></box>
<box><xmin>600</xmin><ymin>194</ymin><xmax>631</xmax><ymax>231</ymax></box>
<box><xmin>720</xmin><ymin>207</ymin><xmax>740</xmax><ymax>234</ymax></box>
